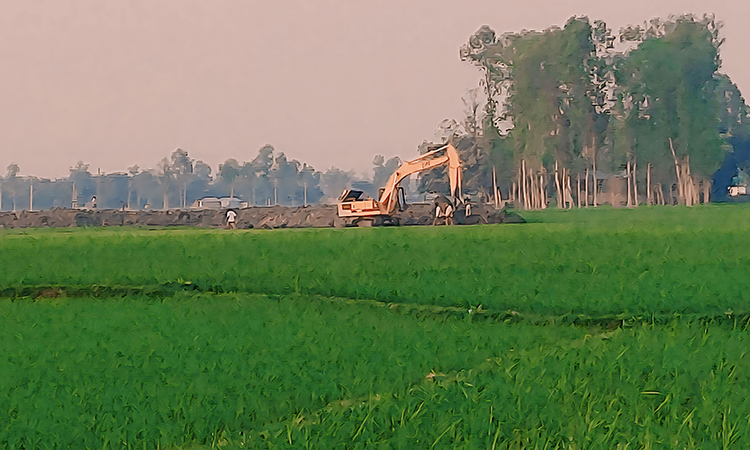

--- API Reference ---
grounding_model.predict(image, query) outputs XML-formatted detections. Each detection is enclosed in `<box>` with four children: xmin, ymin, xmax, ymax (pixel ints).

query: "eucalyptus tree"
<box><xmin>269</xmin><ymin>153</ymin><xmax>301</xmax><ymax>206</ymax></box>
<box><xmin>320</xmin><ymin>167</ymin><xmax>354</xmax><ymax>203</ymax></box>
<box><xmin>217</xmin><ymin>158</ymin><xmax>241</xmax><ymax>199</ymax></box>
<box><xmin>372</xmin><ymin>154</ymin><xmax>402</xmax><ymax>192</ymax></box>
<box><xmin>69</xmin><ymin>161</ymin><xmax>96</xmax><ymax>208</ymax></box>
<box><xmin>715</xmin><ymin>74</ymin><xmax>750</xmax><ymax>140</ymax></box>
<box><xmin>3</xmin><ymin>163</ymin><xmax>21</xmax><ymax>211</ymax></box>
<box><xmin>170</xmin><ymin>149</ymin><xmax>194</xmax><ymax>208</ymax></box>
<box><xmin>247</xmin><ymin>145</ymin><xmax>275</xmax><ymax>205</ymax></box>
<box><xmin>613</xmin><ymin>15</ymin><xmax>725</xmax><ymax>204</ymax></box>
<box><xmin>156</xmin><ymin>157</ymin><xmax>177</xmax><ymax>209</ymax></box>
<box><xmin>461</xmin><ymin>17</ymin><xmax>606</xmax><ymax>208</ymax></box>
<box><xmin>298</xmin><ymin>163</ymin><xmax>323</xmax><ymax>206</ymax></box>
<box><xmin>130</xmin><ymin>170</ymin><xmax>160</xmax><ymax>209</ymax></box>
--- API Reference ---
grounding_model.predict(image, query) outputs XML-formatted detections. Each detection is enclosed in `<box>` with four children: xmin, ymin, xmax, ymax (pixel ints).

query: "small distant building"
<box><xmin>191</xmin><ymin>197</ymin><xmax>221</xmax><ymax>209</ymax></box>
<box><xmin>728</xmin><ymin>169</ymin><xmax>749</xmax><ymax>197</ymax></box>
<box><xmin>191</xmin><ymin>196</ymin><xmax>247</xmax><ymax>209</ymax></box>
<box><xmin>729</xmin><ymin>186</ymin><xmax>747</xmax><ymax>197</ymax></box>
<box><xmin>219</xmin><ymin>197</ymin><xmax>244</xmax><ymax>209</ymax></box>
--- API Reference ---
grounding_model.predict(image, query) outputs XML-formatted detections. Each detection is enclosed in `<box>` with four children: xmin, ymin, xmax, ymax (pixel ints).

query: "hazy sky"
<box><xmin>1</xmin><ymin>0</ymin><xmax>747</xmax><ymax>179</ymax></box>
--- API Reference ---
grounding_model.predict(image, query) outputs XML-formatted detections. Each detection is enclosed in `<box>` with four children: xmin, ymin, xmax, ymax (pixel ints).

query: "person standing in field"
<box><xmin>226</xmin><ymin>209</ymin><xmax>237</xmax><ymax>229</ymax></box>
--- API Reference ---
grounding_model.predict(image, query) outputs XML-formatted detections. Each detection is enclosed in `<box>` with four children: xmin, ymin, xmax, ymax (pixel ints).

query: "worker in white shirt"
<box><xmin>226</xmin><ymin>209</ymin><xmax>237</xmax><ymax>229</ymax></box>
<box><xmin>445</xmin><ymin>203</ymin><xmax>454</xmax><ymax>225</ymax></box>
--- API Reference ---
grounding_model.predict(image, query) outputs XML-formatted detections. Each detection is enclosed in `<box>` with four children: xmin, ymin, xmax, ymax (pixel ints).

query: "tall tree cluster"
<box><xmin>420</xmin><ymin>14</ymin><xmax>750</xmax><ymax>207</ymax></box>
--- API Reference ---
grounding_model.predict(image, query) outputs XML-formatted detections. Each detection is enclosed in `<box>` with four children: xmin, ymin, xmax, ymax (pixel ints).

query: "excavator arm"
<box><xmin>378</xmin><ymin>143</ymin><xmax>462</xmax><ymax>214</ymax></box>
<box><xmin>336</xmin><ymin>143</ymin><xmax>462</xmax><ymax>221</ymax></box>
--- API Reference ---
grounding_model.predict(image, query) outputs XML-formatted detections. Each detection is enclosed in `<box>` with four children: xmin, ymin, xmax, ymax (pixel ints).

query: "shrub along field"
<box><xmin>1</xmin><ymin>205</ymin><xmax>750</xmax><ymax>448</ymax></box>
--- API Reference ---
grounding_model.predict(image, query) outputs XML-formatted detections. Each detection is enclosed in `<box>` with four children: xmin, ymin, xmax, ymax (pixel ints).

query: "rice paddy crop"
<box><xmin>2</xmin><ymin>205</ymin><xmax>750</xmax><ymax>448</ymax></box>
<box><xmin>2</xmin><ymin>293</ymin><xmax>750</xmax><ymax>449</ymax></box>
<box><xmin>1</xmin><ymin>205</ymin><xmax>749</xmax><ymax>317</ymax></box>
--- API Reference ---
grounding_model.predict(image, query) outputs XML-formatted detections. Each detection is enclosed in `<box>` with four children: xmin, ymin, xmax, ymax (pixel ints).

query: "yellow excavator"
<box><xmin>336</xmin><ymin>143</ymin><xmax>462</xmax><ymax>226</ymax></box>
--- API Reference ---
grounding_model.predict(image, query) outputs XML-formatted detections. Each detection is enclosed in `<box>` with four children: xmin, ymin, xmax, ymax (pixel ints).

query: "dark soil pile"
<box><xmin>0</xmin><ymin>204</ymin><xmax>524</xmax><ymax>229</ymax></box>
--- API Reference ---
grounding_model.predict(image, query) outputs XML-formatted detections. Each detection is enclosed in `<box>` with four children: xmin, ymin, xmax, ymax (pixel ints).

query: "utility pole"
<box><xmin>29</xmin><ymin>182</ymin><xmax>33</xmax><ymax>211</ymax></box>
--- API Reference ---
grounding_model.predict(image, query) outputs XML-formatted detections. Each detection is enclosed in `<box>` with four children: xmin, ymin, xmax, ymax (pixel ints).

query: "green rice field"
<box><xmin>2</xmin><ymin>205</ymin><xmax>750</xmax><ymax>448</ymax></box>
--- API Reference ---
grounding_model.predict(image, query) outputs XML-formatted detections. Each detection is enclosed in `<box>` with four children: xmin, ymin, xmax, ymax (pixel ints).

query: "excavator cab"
<box><xmin>339</xmin><ymin>190</ymin><xmax>364</xmax><ymax>202</ymax></box>
<box><xmin>337</xmin><ymin>189</ymin><xmax>380</xmax><ymax>218</ymax></box>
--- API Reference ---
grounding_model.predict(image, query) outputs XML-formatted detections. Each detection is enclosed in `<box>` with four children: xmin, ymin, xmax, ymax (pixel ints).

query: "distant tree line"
<box><xmin>0</xmin><ymin>147</ymin><xmax>412</xmax><ymax>211</ymax></box>
<box><xmin>420</xmin><ymin>14</ymin><xmax>750</xmax><ymax>207</ymax></box>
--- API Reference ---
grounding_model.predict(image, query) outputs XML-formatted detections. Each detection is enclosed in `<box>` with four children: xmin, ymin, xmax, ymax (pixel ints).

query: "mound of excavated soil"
<box><xmin>0</xmin><ymin>204</ymin><xmax>524</xmax><ymax>229</ymax></box>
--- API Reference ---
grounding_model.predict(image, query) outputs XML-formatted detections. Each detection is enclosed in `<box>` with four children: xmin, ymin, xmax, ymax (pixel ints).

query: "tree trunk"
<box><xmin>686</xmin><ymin>156</ymin><xmax>699</xmax><ymax>206</ymax></box>
<box><xmin>592</xmin><ymin>153</ymin><xmax>598</xmax><ymax>207</ymax></box>
<box><xmin>577</xmin><ymin>173</ymin><xmax>581</xmax><ymax>209</ymax></box>
<box><xmin>626</xmin><ymin>161</ymin><xmax>632</xmax><ymax>208</ymax></box>
<box><xmin>632</xmin><ymin>160</ymin><xmax>639</xmax><ymax>207</ymax></box>
<box><xmin>527</xmin><ymin>169</ymin><xmax>533</xmax><ymax>209</ymax></box>
<box><xmin>519</xmin><ymin>166</ymin><xmax>523</xmax><ymax>209</ymax></box>
<box><xmin>585</xmin><ymin>168</ymin><xmax>590</xmax><ymax>207</ymax></box>
<box><xmin>528</xmin><ymin>169</ymin><xmax>534</xmax><ymax>209</ymax></box>
<box><xmin>668</xmin><ymin>183</ymin><xmax>674</xmax><ymax>205</ymax></box>
<box><xmin>703</xmin><ymin>179</ymin><xmax>710</xmax><ymax>204</ymax></box>
<box><xmin>680</xmin><ymin>166</ymin><xmax>693</xmax><ymax>206</ymax></box>
<box><xmin>646</xmin><ymin>163</ymin><xmax>652</xmax><ymax>205</ymax></box>
<box><xmin>492</xmin><ymin>167</ymin><xmax>499</xmax><ymax>208</ymax></box>
<box><xmin>517</xmin><ymin>167</ymin><xmax>523</xmax><ymax>209</ymax></box>
<box><xmin>555</xmin><ymin>161</ymin><xmax>563</xmax><ymax>209</ymax></box>
<box><xmin>683</xmin><ymin>157</ymin><xmax>693</xmax><ymax>207</ymax></box>
<box><xmin>659</xmin><ymin>183</ymin><xmax>665</xmax><ymax>205</ymax></box>
<box><xmin>565</xmin><ymin>171</ymin><xmax>574</xmax><ymax>209</ymax></box>
<box><xmin>522</xmin><ymin>160</ymin><xmax>529</xmax><ymax>210</ymax></box>
<box><xmin>669</xmin><ymin>138</ymin><xmax>684</xmax><ymax>205</ymax></box>
<box><xmin>568</xmin><ymin>173</ymin><xmax>574</xmax><ymax>209</ymax></box>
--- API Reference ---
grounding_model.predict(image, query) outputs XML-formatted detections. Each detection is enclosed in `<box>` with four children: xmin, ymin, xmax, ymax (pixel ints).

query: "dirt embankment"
<box><xmin>0</xmin><ymin>203</ymin><xmax>523</xmax><ymax>229</ymax></box>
